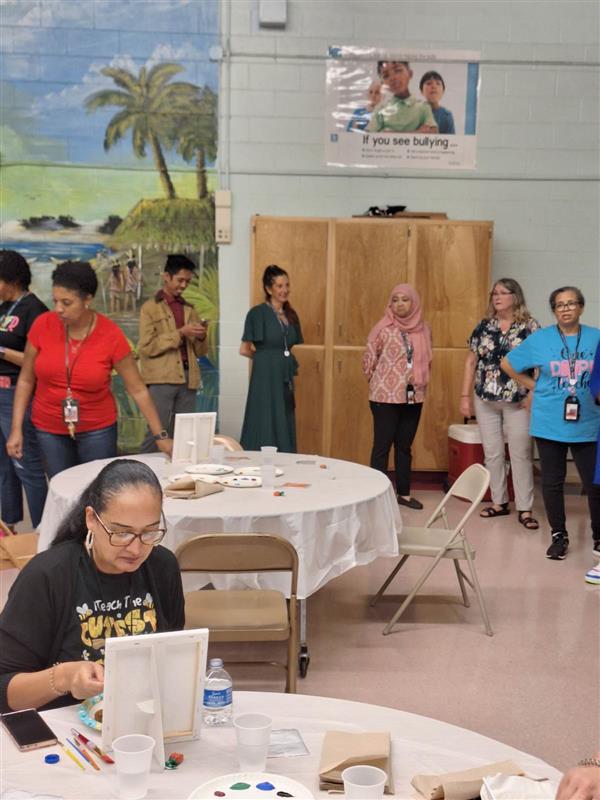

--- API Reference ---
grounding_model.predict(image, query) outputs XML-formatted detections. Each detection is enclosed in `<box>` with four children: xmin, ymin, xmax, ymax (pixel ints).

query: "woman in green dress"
<box><xmin>239</xmin><ymin>265</ymin><xmax>303</xmax><ymax>452</ymax></box>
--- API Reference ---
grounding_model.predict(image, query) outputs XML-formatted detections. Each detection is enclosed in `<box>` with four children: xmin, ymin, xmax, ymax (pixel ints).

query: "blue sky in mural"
<box><xmin>1</xmin><ymin>0</ymin><xmax>219</xmax><ymax>166</ymax></box>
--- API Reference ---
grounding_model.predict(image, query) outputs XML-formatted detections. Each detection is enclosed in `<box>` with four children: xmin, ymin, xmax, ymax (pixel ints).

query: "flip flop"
<box><xmin>480</xmin><ymin>503</ymin><xmax>510</xmax><ymax>518</ymax></box>
<box><xmin>518</xmin><ymin>511</ymin><xmax>539</xmax><ymax>530</ymax></box>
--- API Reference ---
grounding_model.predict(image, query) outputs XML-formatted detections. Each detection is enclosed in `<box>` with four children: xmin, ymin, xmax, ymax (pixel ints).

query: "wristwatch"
<box><xmin>153</xmin><ymin>430</ymin><xmax>169</xmax><ymax>441</ymax></box>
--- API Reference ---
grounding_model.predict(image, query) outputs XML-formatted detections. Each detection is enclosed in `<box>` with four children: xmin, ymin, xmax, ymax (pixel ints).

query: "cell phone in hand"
<box><xmin>1</xmin><ymin>708</ymin><xmax>58</xmax><ymax>751</ymax></box>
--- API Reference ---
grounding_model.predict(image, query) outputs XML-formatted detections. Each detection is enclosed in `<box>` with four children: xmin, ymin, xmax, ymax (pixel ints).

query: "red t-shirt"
<box><xmin>29</xmin><ymin>311</ymin><xmax>131</xmax><ymax>434</ymax></box>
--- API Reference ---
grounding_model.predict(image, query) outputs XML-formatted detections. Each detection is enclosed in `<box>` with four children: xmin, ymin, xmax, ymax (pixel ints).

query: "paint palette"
<box><xmin>185</xmin><ymin>464</ymin><xmax>235</xmax><ymax>476</ymax></box>
<box><xmin>78</xmin><ymin>693</ymin><xmax>103</xmax><ymax>731</ymax></box>
<box><xmin>235</xmin><ymin>467</ymin><xmax>284</xmax><ymax>477</ymax></box>
<box><xmin>187</xmin><ymin>772</ymin><xmax>314</xmax><ymax>799</ymax></box>
<box><xmin>218</xmin><ymin>475</ymin><xmax>262</xmax><ymax>488</ymax></box>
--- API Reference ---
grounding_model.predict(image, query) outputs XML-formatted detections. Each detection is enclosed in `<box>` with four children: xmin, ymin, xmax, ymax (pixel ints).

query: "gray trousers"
<box><xmin>474</xmin><ymin>395</ymin><xmax>535</xmax><ymax>511</ymax></box>
<box><xmin>140</xmin><ymin>382</ymin><xmax>197</xmax><ymax>453</ymax></box>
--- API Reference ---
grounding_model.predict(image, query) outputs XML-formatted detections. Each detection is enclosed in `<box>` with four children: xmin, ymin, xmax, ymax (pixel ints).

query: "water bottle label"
<box><xmin>203</xmin><ymin>687</ymin><xmax>232</xmax><ymax>708</ymax></box>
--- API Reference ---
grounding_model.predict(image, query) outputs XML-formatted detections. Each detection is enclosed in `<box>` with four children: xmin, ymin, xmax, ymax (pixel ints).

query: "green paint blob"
<box><xmin>230</xmin><ymin>783</ymin><xmax>251</xmax><ymax>791</ymax></box>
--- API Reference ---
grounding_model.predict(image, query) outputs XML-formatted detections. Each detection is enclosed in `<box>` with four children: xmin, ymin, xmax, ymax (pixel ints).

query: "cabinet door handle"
<box><xmin>316</xmin><ymin>321</ymin><xmax>321</xmax><ymax>335</ymax></box>
<box><xmin>315</xmin><ymin>360</ymin><xmax>320</xmax><ymax>373</ymax></box>
<box><xmin>338</xmin><ymin>323</ymin><xmax>343</xmax><ymax>336</ymax></box>
<box><xmin>337</xmin><ymin>360</ymin><xmax>342</xmax><ymax>373</ymax></box>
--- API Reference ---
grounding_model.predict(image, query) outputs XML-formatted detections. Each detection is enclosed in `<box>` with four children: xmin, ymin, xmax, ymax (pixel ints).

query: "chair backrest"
<box><xmin>426</xmin><ymin>463</ymin><xmax>490</xmax><ymax>536</ymax></box>
<box><xmin>0</xmin><ymin>531</ymin><xmax>40</xmax><ymax>570</ymax></box>
<box><xmin>175</xmin><ymin>533</ymin><xmax>298</xmax><ymax>596</ymax></box>
<box><xmin>213</xmin><ymin>435</ymin><xmax>243</xmax><ymax>452</ymax></box>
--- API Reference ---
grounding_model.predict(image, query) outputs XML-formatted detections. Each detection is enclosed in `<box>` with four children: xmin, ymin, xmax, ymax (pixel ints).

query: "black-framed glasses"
<box><xmin>92</xmin><ymin>509</ymin><xmax>166</xmax><ymax>547</ymax></box>
<box><xmin>554</xmin><ymin>301</ymin><xmax>581</xmax><ymax>311</ymax></box>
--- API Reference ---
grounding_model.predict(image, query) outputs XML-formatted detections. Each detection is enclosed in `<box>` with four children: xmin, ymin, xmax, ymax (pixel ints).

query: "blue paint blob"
<box><xmin>256</xmin><ymin>782</ymin><xmax>275</xmax><ymax>791</ymax></box>
<box><xmin>44</xmin><ymin>753</ymin><xmax>60</xmax><ymax>764</ymax></box>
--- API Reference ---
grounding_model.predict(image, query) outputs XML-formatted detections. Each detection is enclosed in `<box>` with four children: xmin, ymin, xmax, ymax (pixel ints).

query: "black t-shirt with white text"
<box><xmin>0</xmin><ymin>293</ymin><xmax>48</xmax><ymax>383</ymax></box>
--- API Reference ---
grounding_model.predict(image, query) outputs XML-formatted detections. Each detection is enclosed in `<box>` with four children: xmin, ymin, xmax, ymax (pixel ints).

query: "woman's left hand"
<box><xmin>520</xmin><ymin>390</ymin><xmax>533</xmax><ymax>411</ymax></box>
<box><xmin>156</xmin><ymin>437</ymin><xmax>173</xmax><ymax>457</ymax></box>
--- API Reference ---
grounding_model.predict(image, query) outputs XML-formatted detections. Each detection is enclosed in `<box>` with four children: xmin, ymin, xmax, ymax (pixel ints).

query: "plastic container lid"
<box><xmin>45</xmin><ymin>753</ymin><xmax>60</xmax><ymax>764</ymax></box>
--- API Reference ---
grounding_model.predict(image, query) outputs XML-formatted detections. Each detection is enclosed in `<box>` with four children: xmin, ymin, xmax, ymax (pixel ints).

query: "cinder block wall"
<box><xmin>217</xmin><ymin>0</ymin><xmax>599</xmax><ymax>438</ymax></box>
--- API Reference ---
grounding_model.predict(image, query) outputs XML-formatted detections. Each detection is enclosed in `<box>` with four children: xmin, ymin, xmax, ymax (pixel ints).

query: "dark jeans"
<box><xmin>369</xmin><ymin>401</ymin><xmax>423</xmax><ymax>496</ymax></box>
<box><xmin>36</xmin><ymin>423</ymin><xmax>118</xmax><ymax>479</ymax></box>
<box><xmin>0</xmin><ymin>387</ymin><xmax>47</xmax><ymax>527</ymax></box>
<box><xmin>140</xmin><ymin>380</ymin><xmax>197</xmax><ymax>454</ymax></box>
<box><xmin>535</xmin><ymin>437</ymin><xmax>600</xmax><ymax>540</ymax></box>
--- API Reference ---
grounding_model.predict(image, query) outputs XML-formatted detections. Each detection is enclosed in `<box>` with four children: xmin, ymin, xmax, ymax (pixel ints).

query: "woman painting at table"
<box><xmin>501</xmin><ymin>286</ymin><xmax>600</xmax><ymax>562</ymax></box>
<box><xmin>6</xmin><ymin>260</ymin><xmax>172</xmax><ymax>478</ymax></box>
<box><xmin>0</xmin><ymin>459</ymin><xmax>184</xmax><ymax>713</ymax></box>
<box><xmin>239</xmin><ymin>265</ymin><xmax>303</xmax><ymax>452</ymax></box>
<box><xmin>363</xmin><ymin>284</ymin><xmax>432</xmax><ymax>509</ymax></box>
<box><xmin>460</xmin><ymin>278</ymin><xmax>540</xmax><ymax>527</ymax></box>
<box><xmin>0</xmin><ymin>250</ymin><xmax>48</xmax><ymax>530</ymax></box>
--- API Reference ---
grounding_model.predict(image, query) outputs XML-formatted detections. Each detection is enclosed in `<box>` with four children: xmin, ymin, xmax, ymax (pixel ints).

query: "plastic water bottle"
<box><xmin>202</xmin><ymin>658</ymin><xmax>233</xmax><ymax>725</ymax></box>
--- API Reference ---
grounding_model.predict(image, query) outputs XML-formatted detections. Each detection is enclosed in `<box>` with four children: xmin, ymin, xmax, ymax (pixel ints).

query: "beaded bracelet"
<box><xmin>49</xmin><ymin>662</ymin><xmax>68</xmax><ymax>696</ymax></box>
<box><xmin>577</xmin><ymin>758</ymin><xmax>600</xmax><ymax>768</ymax></box>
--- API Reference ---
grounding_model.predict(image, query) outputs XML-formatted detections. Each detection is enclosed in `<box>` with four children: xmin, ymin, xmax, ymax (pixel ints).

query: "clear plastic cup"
<box><xmin>261</xmin><ymin>464</ymin><xmax>276</xmax><ymax>489</ymax></box>
<box><xmin>260</xmin><ymin>446</ymin><xmax>277</xmax><ymax>465</ymax></box>
<box><xmin>112</xmin><ymin>734</ymin><xmax>155</xmax><ymax>800</ymax></box>
<box><xmin>209</xmin><ymin>444</ymin><xmax>226</xmax><ymax>464</ymax></box>
<box><xmin>233</xmin><ymin>712</ymin><xmax>272</xmax><ymax>772</ymax></box>
<box><xmin>341</xmin><ymin>765</ymin><xmax>387</xmax><ymax>799</ymax></box>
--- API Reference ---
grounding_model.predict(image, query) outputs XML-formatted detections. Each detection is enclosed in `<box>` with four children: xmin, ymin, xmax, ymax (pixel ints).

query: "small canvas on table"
<box><xmin>102</xmin><ymin>628</ymin><xmax>209</xmax><ymax>767</ymax></box>
<box><xmin>173</xmin><ymin>412</ymin><xmax>217</xmax><ymax>464</ymax></box>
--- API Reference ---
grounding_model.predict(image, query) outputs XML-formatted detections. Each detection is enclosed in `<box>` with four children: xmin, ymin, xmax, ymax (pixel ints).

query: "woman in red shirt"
<box><xmin>7</xmin><ymin>261</ymin><xmax>172</xmax><ymax>478</ymax></box>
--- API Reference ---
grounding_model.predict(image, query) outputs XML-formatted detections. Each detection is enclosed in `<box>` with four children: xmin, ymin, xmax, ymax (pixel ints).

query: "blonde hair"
<box><xmin>485</xmin><ymin>278</ymin><xmax>532</xmax><ymax>323</ymax></box>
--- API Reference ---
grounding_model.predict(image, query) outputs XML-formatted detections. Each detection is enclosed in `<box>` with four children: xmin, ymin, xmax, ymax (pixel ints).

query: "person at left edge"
<box><xmin>6</xmin><ymin>260</ymin><xmax>172</xmax><ymax>479</ymax></box>
<box><xmin>138</xmin><ymin>254</ymin><xmax>208</xmax><ymax>453</ymax></box>
<box><xmin>0</xmin><ymin>250</ymin><xmax>48</xmax><ymax>529</ymax></box>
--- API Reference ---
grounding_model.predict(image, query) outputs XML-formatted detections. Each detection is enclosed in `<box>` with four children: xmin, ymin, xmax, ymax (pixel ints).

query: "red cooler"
<box><xmin>447</xmin><ymin>423</ymin><xmax>514</xmax><ymax>502</ymax></box>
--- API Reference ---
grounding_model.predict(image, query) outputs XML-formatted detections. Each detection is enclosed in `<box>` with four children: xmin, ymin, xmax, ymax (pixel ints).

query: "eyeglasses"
<box><xmin>492</xmin><ymin>291</ymin><xmax>513</xmax><ymax>297</ymax></box>
<box><xmin>92</xmin><ymin>509</ymin><xmax>166</xmax><ymax>547</ymax></box>
<box><xmin>554</xmin><ymin>301</ymin><xmax>581</xmax><ymax>311</ymax></box>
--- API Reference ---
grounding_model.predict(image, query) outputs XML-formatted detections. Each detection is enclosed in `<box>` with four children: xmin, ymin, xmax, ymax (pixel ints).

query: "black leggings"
<box><xmin>535</xmin><ymin>437</ymin><xmax>600</xmax><ymax>539</ymax></box>
<box><xmin>369</xmin><ymin>402</ymin><xmax>423</xmax><ymax>496</ymax></box>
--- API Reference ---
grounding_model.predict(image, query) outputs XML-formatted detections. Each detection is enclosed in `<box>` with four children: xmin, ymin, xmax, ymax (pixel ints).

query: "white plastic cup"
<box><xmin>233</xmin><ymin>712</ymin><xmax>272</xmax><ymax>772</ymax></box>
<box><xmin>112</xmin><ymin>734</ymin><xmax>155</xmax><ymax>800</ymax></box>
<box><xmin>209</xmin><ymin>444</ymin><xmax>226</xmax><ymax>463</ymax></box>
<box><xmin>341</xmin><ymin>765</ymin><xmax>387</xmax><ymax>799</ymax></box>
<box><xmin>261</xmin><ymin>464</ymin><xmax>276</xmax><ymax>490</ymax></box>
<box><xmin>260</xmin><ymin>446</ymin><xmax>277</xmax><ymax>465</ymax></box>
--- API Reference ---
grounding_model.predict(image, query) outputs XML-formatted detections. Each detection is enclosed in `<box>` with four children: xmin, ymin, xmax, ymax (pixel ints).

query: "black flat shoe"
<box><xmin>398</xmin><ymin>496</ymin><xmax>423</xmax><ymax>510</ymax></box>
<box><xmin>480</xmin><ymin>503</ymin><xmax>510</xmax><ymax>518</ymax></box>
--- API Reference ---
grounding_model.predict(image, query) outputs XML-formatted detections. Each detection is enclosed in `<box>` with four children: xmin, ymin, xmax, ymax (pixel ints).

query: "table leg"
<box><xmin>299</xmin><ymin>599</ymin><xmax>310</xmax><ymax>678</ymax></box>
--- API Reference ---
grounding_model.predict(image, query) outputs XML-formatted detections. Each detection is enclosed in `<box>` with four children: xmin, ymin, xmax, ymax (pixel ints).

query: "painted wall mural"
<box><xmin>0</xmin><ymin>0</ymin><xmax>219</xmax><ymax>451</ymax></box>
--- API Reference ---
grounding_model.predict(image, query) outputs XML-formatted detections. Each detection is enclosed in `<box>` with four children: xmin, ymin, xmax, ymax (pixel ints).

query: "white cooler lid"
<box><xmin>448</xmin><ymin>423</ymin><xmax>482</xmax><ymax>444</ymax></box>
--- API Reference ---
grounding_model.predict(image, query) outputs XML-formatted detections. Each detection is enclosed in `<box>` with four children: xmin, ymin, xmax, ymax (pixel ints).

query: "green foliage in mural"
<box><xmin>110</xmin><ymin>197</ymin><xmax>214</xmax><ymax>251</ymax></box>
<box><xmin>184</xmin><ymin>261</ymin><xmax>219</xmax><ymax>365</ymax></box>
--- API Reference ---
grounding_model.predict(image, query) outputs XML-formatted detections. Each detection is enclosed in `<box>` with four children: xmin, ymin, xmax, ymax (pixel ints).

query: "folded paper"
<box><xmin>164</xmin><ymin>478</ymin><xmax>224</xmax><ymax>499</ymax></box>
<box><xmin>411</xmin><ymin>760</ymin><xmax>525</xmax><ymax>800</ymax></box>
<box><xmin>319</xmin><ymin>730</ymin><xmax>394</xmax><ymax>794</ymax></box>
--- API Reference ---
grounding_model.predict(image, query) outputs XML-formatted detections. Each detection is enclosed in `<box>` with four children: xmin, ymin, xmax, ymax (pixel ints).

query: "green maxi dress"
<box><xmin>240</xmin><ymin>303</ymin><xmax>303</xmax><ymax>453</ymax></box>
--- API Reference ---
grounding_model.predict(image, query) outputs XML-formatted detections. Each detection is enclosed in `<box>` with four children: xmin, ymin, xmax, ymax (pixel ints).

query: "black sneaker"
<box><xmin>546</xmin><ymin>533</ymin><xmax>569</xmax><ymax>560</ymax></box>
<box><xmin>593</xmin><ymin>539</ymin><xmax>600</xmax><ymax>558</ymax></box>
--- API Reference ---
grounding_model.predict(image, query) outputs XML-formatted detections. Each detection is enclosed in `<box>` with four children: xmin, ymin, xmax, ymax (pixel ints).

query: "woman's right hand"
<box><xmin>459</xmin><ymin>396</ymin><xmax>473</xmax><ymax>419</ymax></box>
<box><xmin>6</xmin><ymin>430</ymin><xmax>23</xmax><ymax>459</ymax></box>
<box><xmin>57</xmin><ymin>661</ymin><xmax>105</xmax><ymax>700</ymax></box>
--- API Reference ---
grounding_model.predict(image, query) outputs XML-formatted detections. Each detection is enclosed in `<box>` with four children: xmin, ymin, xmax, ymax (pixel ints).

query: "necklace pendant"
<box><xmin>284</xmin><ymin>349</ymin><xmax>290</xmax><ymax>357</ymax></box>
<box><xmin>569</xmin><ymin>377</ymin><xmax>577</xmax><ymax>386</ymax></box>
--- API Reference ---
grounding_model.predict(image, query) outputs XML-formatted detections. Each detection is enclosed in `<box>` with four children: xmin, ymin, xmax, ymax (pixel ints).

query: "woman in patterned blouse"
<box><xmin>460</xmin><ymin>278</ymin><xmax>540</xmax><ymax>527</ymax></box>
<box><xmin>363</xmin><ymin>284</ymin><xmax>432</xmax><ymax>510</ymax></box>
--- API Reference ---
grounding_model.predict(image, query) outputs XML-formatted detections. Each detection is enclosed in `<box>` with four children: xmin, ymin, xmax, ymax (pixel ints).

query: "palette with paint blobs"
<box><xmin>187</xmin><ymin>772</ymin><xmax>314</xmax><ymax>799</ymax></box>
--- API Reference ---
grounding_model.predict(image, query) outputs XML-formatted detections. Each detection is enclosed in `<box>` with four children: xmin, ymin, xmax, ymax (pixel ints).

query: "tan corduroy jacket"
<box><xmin>137</xmin><ymin>293</ymin><xmax>208</xmax><ymax>389</ymax></box>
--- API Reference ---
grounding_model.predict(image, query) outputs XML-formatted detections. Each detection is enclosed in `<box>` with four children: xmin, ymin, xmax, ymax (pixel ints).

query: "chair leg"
<box><xmin>286</xmin><ymin>601</ymin><xmax>298</xmax><ymax>693</ymax></box>
<box><xmin>453</xmin><ymin>559</ymin><xmax>470</xmax><ymax>607</ymax></box>
<box><xmin>383</xmin><ymin>550</ymin><xmax>447</xmax><ymax>635</ymax></box>
<box><xmin>370</xmin><ymin>555</ymin><xmax>409</xmax><ymax>607</ymax></box>
<box><xmin>462</xmin><ymin>546</ymin><xmax>494</xmax><ymax>636</ymax></box>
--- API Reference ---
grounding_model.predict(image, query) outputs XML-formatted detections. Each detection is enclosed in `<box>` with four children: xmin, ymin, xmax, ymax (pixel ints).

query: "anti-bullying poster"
<box><xmin>325</xmin><ymin>46</ymin><xmax>480</xmax><ymax>170</ymax></box>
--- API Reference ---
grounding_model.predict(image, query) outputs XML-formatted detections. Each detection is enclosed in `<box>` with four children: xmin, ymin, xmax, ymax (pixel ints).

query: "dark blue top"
<box><xmin>432</xmin><ymin>105</ymin><xmax>455</xmax><ymax>134</ymax></box>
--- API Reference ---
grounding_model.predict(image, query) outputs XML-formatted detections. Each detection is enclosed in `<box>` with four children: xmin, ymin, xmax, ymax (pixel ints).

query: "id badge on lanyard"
<box><xmin>558</xmin><ymin>326</ymin><xmax>581</xmax><ymax>423</ymax></box>
<box><xmin>62</xmin><ymin>394</ymin><xmax>80</xmax><ymax>439</ymax></box>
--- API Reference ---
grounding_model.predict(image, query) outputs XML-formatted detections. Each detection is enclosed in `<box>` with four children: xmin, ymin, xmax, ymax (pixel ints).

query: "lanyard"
<box><xmin>64</xmin><ymin>314</ymin><xmax>95</xmax><ymax>395</ymax></box>
<box><xmin>0</xmin><ymin>292</ymin><xmax>28</xmax><ymax>328</ymax></box>
<box><xmin>498</xmin><ymin>320</ymin><xmax>515</xmax><ymax>353</ymax></box>
<box><xmin>400</xmin><ymin>331</ymin><xmax>414</xmax><ymax>367</ymax></box>
<box><xmin>267</xmin><ymin>302</ymin><xmax>290</xmax><ymax>357</ymax></box>
<box><xmin>557</xmin><ymin>325</ymin><xmax>581</xmax><ymax>393</ymax></box>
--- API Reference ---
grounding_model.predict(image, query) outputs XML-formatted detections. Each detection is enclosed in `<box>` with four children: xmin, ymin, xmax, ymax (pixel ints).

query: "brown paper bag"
<box><xmin>411</xmin><ymin>760</ymin><xmax>524</xmax><ymax>800</ymax></box>
<box><xmin>164</xmin><ymin>478</ymin><xmax>224</xmax><ymax>499</ymax></box>
<box><xmin>319</xmin><ymin>731</ymin><xmax>394</xmax><ymax>794</ymax></box>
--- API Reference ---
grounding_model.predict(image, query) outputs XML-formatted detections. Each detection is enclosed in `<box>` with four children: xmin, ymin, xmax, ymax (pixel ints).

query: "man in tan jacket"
<box><xmin>138</xmin><ymin>254</ymin><xmax>208</xmax><ymax>452</ymax></box>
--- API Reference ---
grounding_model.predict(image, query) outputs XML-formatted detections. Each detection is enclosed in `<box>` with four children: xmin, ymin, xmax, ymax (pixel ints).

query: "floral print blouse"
<box><xmin>362</xmin><ymin>325</ymin><xmax>430</xmax><ymax>404</ymax></box>
<box><xmin>469</xmin><ymin>316</ymin><xmax>540</xmax><ymax>403</ymax></box>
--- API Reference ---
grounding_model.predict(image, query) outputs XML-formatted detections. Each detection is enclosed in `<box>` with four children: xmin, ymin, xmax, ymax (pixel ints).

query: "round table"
<box><xmin>0</xmin><ymin>691</ymin><xmax>561</xmax><ymax>800</ymax></box>
<box><xmin>38</xmin><ymin>452</ymin><xmax>401</xmax><ymax>675</ymax></box>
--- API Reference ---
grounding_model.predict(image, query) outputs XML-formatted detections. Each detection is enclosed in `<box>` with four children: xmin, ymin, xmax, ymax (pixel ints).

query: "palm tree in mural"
<box><xmin>85</xmin><ymin>63</ymin><xmax>198</xmax><ymax>200</ymax></box>
<box><xmin>172</xmin><ymin>87</ymin><xmax>217</xmax><ymax>199</ymax></box>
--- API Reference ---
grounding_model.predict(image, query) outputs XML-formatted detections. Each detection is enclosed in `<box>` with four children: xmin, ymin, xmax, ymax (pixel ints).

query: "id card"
<box><xmin>62</xmin><ymin>397</ymin><xmax>79</xmax><ymax>424</ymax></box>
<box><xmin>564</xmin><ymin>395</ymin><xmax>580</xmax><ymax>422</ymax></box>
<box><xmin>406</xmin><ymin>384</ymin><xmax>416</xmax><ymax>404</ymax></box>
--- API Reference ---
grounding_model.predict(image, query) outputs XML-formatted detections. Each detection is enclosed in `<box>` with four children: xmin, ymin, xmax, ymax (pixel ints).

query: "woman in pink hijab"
<box><xmin>363</xmin><ymin>284</ymin><xmax>432</xmax><ymax>509</ymax></box>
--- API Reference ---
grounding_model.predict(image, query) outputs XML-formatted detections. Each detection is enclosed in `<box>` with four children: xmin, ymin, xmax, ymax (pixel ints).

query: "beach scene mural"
<box><xmin>1</xmin><ymin>0</ymin><xmax>219</xmax><ymax>450</ymax></box>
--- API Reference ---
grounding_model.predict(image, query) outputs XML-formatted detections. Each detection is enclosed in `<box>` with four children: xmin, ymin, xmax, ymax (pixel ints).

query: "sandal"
<box><xmin>518</xmin><ymin>511</ymin><xmax>539</xmax><ymax>530</ymax></box>
<box><xmin>480</xmin><ymin>503</ymin><xmax>510</xmax><ymax>518</ymax></box>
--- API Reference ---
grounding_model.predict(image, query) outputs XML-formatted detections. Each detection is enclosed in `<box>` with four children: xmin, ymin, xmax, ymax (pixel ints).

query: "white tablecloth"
<box><xmin>38</xmin><ymin>453</ymin><xmax>401</xmax><ymax>599</ymax></box>
<box><xmin>0</xmin><ymin>691</ymin><xmax>561</xmax><ymax>800</ymax></box>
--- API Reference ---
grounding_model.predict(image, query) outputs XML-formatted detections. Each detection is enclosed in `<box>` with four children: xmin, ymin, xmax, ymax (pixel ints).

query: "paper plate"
<box><xmin>78</xmin><ymin>693</ymin><xmax>103</xmax><ymax>731</ymax></box>
<box><xmin>185</xmin><ymin>463</ymin><xmax>235</xmax><ymax>476</ymax></box>
<box><xmin>219</xmin><ymin>475</ymin><xmax>262</xmax><ymax>488</ymax></box>
<box><xmin>235</xmin><ymin>466</ymin><xmax>284</xmax><ymax>477</ymax></box>
<box><xmin>187</xmin><ymin>772</ymin><xmax>314</xmax><ymax>799</ymax></box>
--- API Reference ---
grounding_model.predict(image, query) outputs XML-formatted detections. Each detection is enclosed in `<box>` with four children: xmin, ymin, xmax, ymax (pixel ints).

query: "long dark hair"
<box><xmin>52</xmin><ymin>460</ymin><xmax>163</xmax><ymax>546</ymax></box>
<box><xmin>262</xmin><ymin>264</ymin><xmax>299</xmax><ymax>325</ymax></box>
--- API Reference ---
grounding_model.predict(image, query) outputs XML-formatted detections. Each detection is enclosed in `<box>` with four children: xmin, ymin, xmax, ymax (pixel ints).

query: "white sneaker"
<box><xmin>584</xmin><ymin>564</ymin><xmax>600</xmax><ymax>585</ymax></box>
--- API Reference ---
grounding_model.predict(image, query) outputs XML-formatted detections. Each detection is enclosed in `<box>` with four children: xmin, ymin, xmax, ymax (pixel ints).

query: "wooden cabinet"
<box><xmin>251</xmin><ymin>215</ymin><xmax>492</xmax><ymax>471</ymax></box>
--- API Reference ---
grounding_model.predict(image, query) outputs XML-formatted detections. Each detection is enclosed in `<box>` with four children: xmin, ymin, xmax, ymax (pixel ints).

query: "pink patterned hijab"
<box><xmin>367</xmin><ymin>284</ymin><xmax>432</xmax><ymax>385</ymax></box>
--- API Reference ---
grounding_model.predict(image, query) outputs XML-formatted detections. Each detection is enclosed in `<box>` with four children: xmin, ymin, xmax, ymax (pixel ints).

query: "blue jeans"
<box><xmin>0</xmin><ymin>386</ymin><xmax>48</xmax><ymax>527</ymax></box>
<box><xmin>35</xmin><ymin>423</ymin><xmax>118</xmax><ymax>480</ymax></box>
